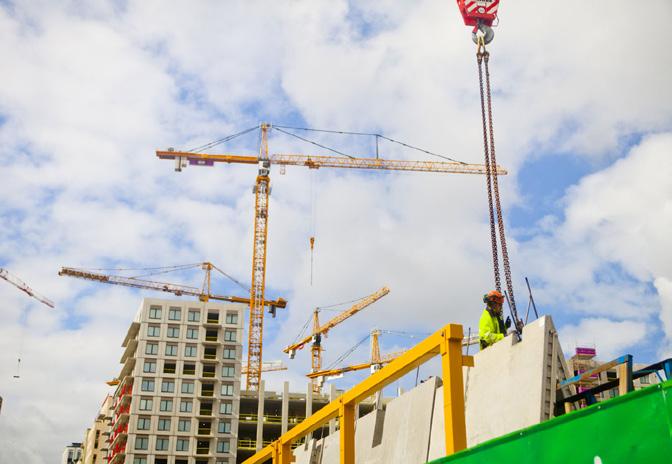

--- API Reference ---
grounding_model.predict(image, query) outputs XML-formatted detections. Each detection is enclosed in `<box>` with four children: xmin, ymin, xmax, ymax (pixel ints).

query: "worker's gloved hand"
<box><xmin>505</xmin><ymin>316</ymin><xmax>511</xmax><ymax>329</ymax></box>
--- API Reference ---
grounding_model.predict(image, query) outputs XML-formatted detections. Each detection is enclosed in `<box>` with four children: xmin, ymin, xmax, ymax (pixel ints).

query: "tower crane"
<box><xmin>307</xmin><ymin>329</ymin><xmax>405</xmax><ymax>390</ymax></box>
<box><xmin>283</xmin><ymin>287</ymin><xmax>390</xmax><ymax>393</ymax></box>
<box><xmin>308</xmin><ymin>329</ymin><xmax>481</xmax><ymax>389</ymax></box>
<box><xmin>0</xmin><ymin>268</ymin><xmax>55</xmax><ymax>308</ymax></box>
<box><xmin>156</xmin><ymin>123</ymin><xmax>507</xmax><ymax>390</ymax></box>
<box><xmin>58</xmin><ymin>262</ymin><xmax>287</xmax><ymax>311</ymax></box>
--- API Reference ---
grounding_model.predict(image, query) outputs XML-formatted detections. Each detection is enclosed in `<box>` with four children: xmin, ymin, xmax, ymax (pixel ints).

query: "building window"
<box><xmin>225</xmin><ymin>313</ymin><xmax>238</xmax><ymax>325</ymax></box>
<box><xmin>201</xmin><ymin>383</ymin><xmax>214</xmax><ymax>397</ymax></box>
<box><xmin>149</xmin><ymin>306</ymin><xmax>162</xmax><ymax>319</ymax></box>
<box><xmin>183</xmin><ymin>363</ymin><xmax>196</xmax><ymax>375</ymax></box>
<box><xmin>157</xmin><ymin>417</ymin><xmax>171</xmax><ymax>431</ymax></box>
<box><xmin>185</xmin><ymin>345</ymin><xmax>197</xmax><ymax>357</ymax></box>
<box><xmin>133</xmin><ymin>458</ymin><xmax>147</xmax><ymax>464</ymax></box>
<box><xmin>147</xmin><ymin>325</ymin><xmax>160</xmax><ymax>337</ymax></box>
<box><xmin>176</xmin><ymin>460</ymin><xmax>188</xmax><ymax>464</ymax></box>
<box><xmin>135</xmin><ymin>436</ymin><xmax>148</xmax><ymax>450</ymax></box>
<box><xmin>165</xmin><ymin>344</ymin><xmax>178</xmax><ymax>356</ymax></box>
<box><xmin>181</xmin><ymin>381</ymin><xmax>194</xmax><ymax>394</ymax></box>
<box><xmin>161</xmin><ymin>380</ymin><xmax>175</xmax><ymax>393</ymax></box>
<box><xmin>140</xmin><ymin>379</ymin><xmax>155</xmax><ymax>392</ymax></box>
<box><xmin>159</xmin><ymin>399</ymin><xmax>173</xmax><ymax>412</ymax></box>
<box><xmin>219</xmin><ymin>401</ymin><xmax>233</xmax><ymax>415</ymax></box>
<box><xmin>169</xmin><ymin>307</ymin><xmax>182</xmax><ymax>321</ymax></box>
<box><xmin>218</xmin><ymin>421</ymin><xmax>231</xmax><ymax>434</ymax></box>
<box><xmin>178</xmin><ymin>418</ymin><xmax>191</xmax><ymax>432</ymax></box>
<box><xmin>139</xmin><ymin>398</ymin><xmax>153</xmax><ymax>411</ymax></box>
<box><xmin>145</xmin><ymin>343</ymin><xmax>158</xmax><ymax>355</ymax></box>
<box><xmin>224</xmin><ymin>330</ymin><xmax>236</xmax><ymax>342</ymax></box>
<box><xmin>220</xmin><ymin>383</ymin><xmax>234</xmax><ymax>397</ymax></box>
<box><xmin>221</xmin><ymin>365</ymin><xmax>235</xmax><ymax>378</ymax></box>
<box><xmin>207</xmin><ymin>311</ymin><xmax>219</xmax><ymax>323</ymax></box>
<box><xmin>137</xmin><ymin>417</ymin><xmax>150</xmax><ymax>430</ymax></box>
<box><xmin>155</xmin><ymin>459</ymin><xmax>168</xmax><ymax>464</ymax></box>
<box><xmin>167</xmin><ymin>326</ymin><xmax>180</xmax><ymax>338</ymax></box>
<box><xmin>163</xmin><ymin>362</ymin><xmax>176</xmax><ymax>374</ymax></box>
<box><xmin>205</xmin><ymin>329</ymin><xmax>218</xmax><ymax>342</ymax></box>
<box><xmin>640</xmin><ymin>375</ymin><xmax>650</xmax><ymax>384</ymax></box>
<box><xmin>143</xmin><ymin>361</ymin><xmax>157</xmax><ymax>373</ymax></box>
<box><xmin>203</xmin><ymin>364</ymin><xmax>215</xmax><ymax>378</ymax></box>
<box><xmin>179</xmin><ymin>400</ymin><xmax>193</xmax><ymax>413</ymax></box>
<box><xmin>223</xmin><ymin>348</ymin><xmax>236</xmax><ymax>359</ymax></box>
<box><xmin>186</xmin><ymin>327</ymin><xmax>199</xmax><ymax>340</ymax></box>
<box><xmin>188</xmin><ymin>310</ymin><xmax>200</xmax><ymax>322</ymax></box>
<box><xmin>217</xmin><ymin>440</ymin><xmax>230</xmax><ymax>453</ymax></box>
<box><xmin>204</xmin><ymin>346</ymin><xmax>217</xmax><ymax>360</ymax></box>
<box><xmin>156</xmin><ymin>437</ymin><xmax>169</xmax><ymax>451</ymax></box>
<box><xmin>176</xmin><ymin>438</ymin><xmax>190</xmax><ymax>452</ymax></box>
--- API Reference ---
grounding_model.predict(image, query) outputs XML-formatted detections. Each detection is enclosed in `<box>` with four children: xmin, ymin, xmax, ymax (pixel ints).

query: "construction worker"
<box><xmin>479</xmin><ymin>290</ymin><xmax>511</xmax><ymax>350</ymax></box>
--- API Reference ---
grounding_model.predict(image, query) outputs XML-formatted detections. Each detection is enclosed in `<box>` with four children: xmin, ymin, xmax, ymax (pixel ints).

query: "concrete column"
<box><xmin>281</xmin><ymin>381</ymin><xmax>289</xmax><ymax>434</ymax></box>
<box><xmin>329</xmin><ymin>384</ymin><xmax>337</xmax><ymax>435</ymax></box>
<box><xmin>306</xmin><ymin>381</ymin><xmax>313</xmax><ymax>443</ymax></box>
<box><xmin>256</xmin><ymin>380</ymin><xmax>265</xmax><ymax>451</ymax></box>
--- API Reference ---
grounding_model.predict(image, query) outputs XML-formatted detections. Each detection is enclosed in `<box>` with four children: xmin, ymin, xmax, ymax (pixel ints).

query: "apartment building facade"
<box><xmin>108</xmin><ymin>298</ymin><xmax>244</xmax><ymax>464</ymax></box>
<box><xmin>80</xmin><ymin>394</ymin><xmax>113</xmax><ymax>464</ymax></box>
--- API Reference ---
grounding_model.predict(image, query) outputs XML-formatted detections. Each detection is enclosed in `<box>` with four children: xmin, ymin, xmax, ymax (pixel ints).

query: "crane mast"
<box><xmin>247</xmin><ymin>123</ymin><xmax>272</xmax><ymax>391</ymax></box>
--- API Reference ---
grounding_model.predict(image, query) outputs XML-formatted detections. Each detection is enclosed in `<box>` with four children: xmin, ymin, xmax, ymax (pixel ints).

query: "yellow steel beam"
<box><xmin>242</xmin><ymin>323</ymin><xmax>472</xmax><ymax>464</ymax></box>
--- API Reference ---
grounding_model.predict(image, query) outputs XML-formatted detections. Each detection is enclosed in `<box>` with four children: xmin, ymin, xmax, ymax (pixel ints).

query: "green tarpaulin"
<box><xmin>430</xmin><ymin>380</ymin><xmax>672</xmax><ymax>464</ymax></box>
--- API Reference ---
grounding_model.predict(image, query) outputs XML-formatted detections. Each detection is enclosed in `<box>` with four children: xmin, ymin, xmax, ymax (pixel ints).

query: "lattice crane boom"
<box><xmin>283</xmin><ymin>287</ymin><xmax>390</xmax><ymax>356</ymax></box>
<box><xmin>58</xmin><ymin>264</ymin><xmax>287</xmax><ymax>310</ymax></box>
<box><xmin>157</xmin><ymin>122</ymin><xmax>508</xmax><ymax>390</ymax></box>
<box><xmin>157</xmin><ymin>151</ymin><xmax>507</xmax><ymax>176</ymax></box>
<box><xmin>0</xmin><ymin>268</ymin><xmax>55</xmax><ymax>308</ymax></box>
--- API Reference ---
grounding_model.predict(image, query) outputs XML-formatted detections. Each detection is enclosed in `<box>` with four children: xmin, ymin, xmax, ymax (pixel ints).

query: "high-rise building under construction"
<box><xmin>108</xmin><ymin>298</ymin><xmax>243</xmax><ymax>464</ymax></box>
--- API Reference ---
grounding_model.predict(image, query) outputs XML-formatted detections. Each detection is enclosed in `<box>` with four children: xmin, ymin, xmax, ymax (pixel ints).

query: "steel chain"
<box><xmin>477</xmin><ymin>50</ymin><xmax>501</xmax><ymax>293</ymax></box>
<box><xmin>478</xmin><ymin>48</ymin><xmax>521</xmax><ymax>329</ymax></box>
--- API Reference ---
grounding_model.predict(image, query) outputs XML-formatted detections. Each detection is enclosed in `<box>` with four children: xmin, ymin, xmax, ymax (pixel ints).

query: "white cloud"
<box><xmin>522</xmin><ymin>133</ymin><xmax>672</xmax><ymax>355</ymax></box>
<box><xmin>560</xmin><ymin>317</ymin><xmax>647</xmax><ymax>360</ymax></box>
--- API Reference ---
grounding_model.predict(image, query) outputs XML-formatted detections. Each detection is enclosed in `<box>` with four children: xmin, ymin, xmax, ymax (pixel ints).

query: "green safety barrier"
<box><xmin>429</xmin><ymin>379</ymin><xmax>672</xmax><ymax>464</ymax></box>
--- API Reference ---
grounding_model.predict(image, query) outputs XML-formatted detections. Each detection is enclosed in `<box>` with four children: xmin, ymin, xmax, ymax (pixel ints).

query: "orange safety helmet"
<box><xmin>483</xmin><ymin>290</ymin><xmax>504</xmax><ymax>304</ymax></box>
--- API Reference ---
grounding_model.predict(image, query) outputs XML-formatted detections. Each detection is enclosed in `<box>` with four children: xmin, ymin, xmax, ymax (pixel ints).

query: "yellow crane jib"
<box><xmin>58</xmin><ymin>265</ymin><xmax>287</xmax><ymax>310</ymax></box>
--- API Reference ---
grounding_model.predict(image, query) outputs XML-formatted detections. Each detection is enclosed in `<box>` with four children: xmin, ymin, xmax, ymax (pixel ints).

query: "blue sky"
<box><xmin>0</xmin><ymin>1</ymin><xmax>671</xmax><ymax>462</ymax></box>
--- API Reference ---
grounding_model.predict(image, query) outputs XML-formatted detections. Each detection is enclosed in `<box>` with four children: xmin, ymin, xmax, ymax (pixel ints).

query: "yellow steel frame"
<box><xmin>242</xmin><ymin>323</ymin><xmax>474</xmax><ymax>464</ymax></box>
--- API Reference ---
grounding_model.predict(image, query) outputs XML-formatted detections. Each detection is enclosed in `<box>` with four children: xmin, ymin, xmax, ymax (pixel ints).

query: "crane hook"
<box><xmin>472</xmin><ymin>21</ymin><xmax>494</xmax><ymax>45</ymax></box>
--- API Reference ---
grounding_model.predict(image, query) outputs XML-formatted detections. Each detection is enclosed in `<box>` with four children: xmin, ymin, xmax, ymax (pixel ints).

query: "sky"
<box><xmin>0</xmin><ymin>0</ymin><xmax>671</xmax><ymax>462</ymax></box>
